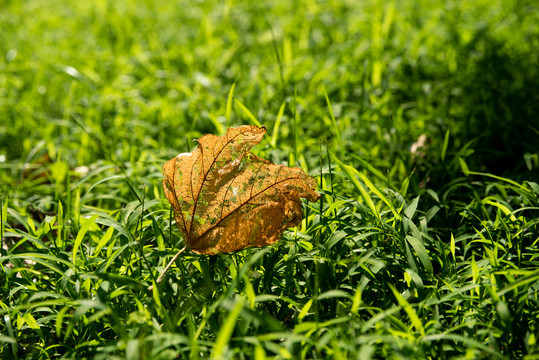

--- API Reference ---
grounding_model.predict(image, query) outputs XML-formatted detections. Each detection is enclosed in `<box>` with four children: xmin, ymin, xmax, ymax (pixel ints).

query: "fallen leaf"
<box><xmin>162</xmin><ymin>125</ymin><xmax>320</xmax><ymax>255</ymax></box>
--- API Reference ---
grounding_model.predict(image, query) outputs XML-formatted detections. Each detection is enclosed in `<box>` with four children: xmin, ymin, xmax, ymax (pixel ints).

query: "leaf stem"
<box><xmin>149</xmin><ymin>246</ymin><xmax>187</xmax><ymax>291</ymax></box>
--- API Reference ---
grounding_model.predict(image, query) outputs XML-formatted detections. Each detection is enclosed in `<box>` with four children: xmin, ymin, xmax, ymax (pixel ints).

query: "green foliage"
<box><xmin>1</xmin><ymin>0</ymin><xmax>538</xmax><ymax>359</ymax></box>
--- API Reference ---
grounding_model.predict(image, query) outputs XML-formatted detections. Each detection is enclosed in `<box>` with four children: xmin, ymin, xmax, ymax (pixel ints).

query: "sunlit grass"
<box><xmin>1</xmin><ymin>0</ymin><xmax>538</xmax><ymax>359</ymax></box>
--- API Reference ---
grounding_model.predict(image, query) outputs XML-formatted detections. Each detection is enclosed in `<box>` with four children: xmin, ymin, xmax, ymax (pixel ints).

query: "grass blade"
<box><xmin>357</xmin><ymin>171</ymin><xmax>402</xmax><ymax>220</ymax></box>
<box><xmin>226</xmin><ymin>83</ymin><xmax>236</xmax><ymax>128</ymax></box>
<box><xmin>389</xmin><ymin>284</ymin><xmax>425</xmax><ymax>336</ymax></box>
<box><xmin>332</xmin><ymin>153</ymin><xmax>380</xmax><ymax>221</ymax></box>
<box><xmin>270</xmin><ymin>101</ymin><xmax>286</xmax><ymax>148</ymax></box>
<box><xmin>212</xmin><ymin>297</ymin><xmax>246</xmax><ymax>359</ymax></box>
<box><xmin>405</xmin><ymin>235</ymin><xmax>433</xmax><ymax>275</ymax></box>
<box><xmin>234</xmin><ymin>99</ymin><xmax>262</xmax><ymax>127</ymax></box>
<box><xmin>72</xmin><ymin>214</ymin><xmax>98</xmax><ymax>264</ymax></box>
<box><xmin>323</xmin><ymin>88</ymin><xmax>343</xmax><ymax>158</ymax></box>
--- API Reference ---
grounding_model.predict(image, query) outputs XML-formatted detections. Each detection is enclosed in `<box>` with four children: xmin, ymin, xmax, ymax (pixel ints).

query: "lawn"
<box><xmin>1</xmin><ymin>0</ymin><xmax>538</xmax><ymax>359</ymax></box>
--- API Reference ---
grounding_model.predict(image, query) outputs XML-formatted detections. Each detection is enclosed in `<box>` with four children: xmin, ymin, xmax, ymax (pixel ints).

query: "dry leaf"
<box><xmin>162</xmin><ymin>125</ymin><xmax>320</xmax><ymax>255</ymax></box>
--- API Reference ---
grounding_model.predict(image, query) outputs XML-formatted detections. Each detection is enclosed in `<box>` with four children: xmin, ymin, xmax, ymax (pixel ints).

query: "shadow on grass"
<box><xmin>454</xmin><ymin>33</ymin><xmax>539</xmax><ymax>178</ymax></box>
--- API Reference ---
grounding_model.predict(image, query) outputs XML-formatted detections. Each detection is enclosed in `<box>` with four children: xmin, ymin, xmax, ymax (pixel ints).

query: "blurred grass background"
<box><xmin>2</xmin><ymin>0</ymin><xmax>537</xmax><ymax>181</ymax></box>
<box><xmin>1</xmin><ymin>0</ymin><xmax>538</xmax><ymax>359</ymax></box>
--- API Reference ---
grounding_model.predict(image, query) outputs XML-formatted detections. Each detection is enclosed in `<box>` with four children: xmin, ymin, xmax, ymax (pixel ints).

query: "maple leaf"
<box><xmin>162</xmin><ymin>125</ymin><xmax>320</xmax><ymax>255</ymax></box>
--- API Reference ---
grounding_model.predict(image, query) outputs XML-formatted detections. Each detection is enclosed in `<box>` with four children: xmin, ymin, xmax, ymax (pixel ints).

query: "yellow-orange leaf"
<box><xmin>162</xmin><ymin>125</ymin><xmax>320</xmax><ymax>255</ymax></box>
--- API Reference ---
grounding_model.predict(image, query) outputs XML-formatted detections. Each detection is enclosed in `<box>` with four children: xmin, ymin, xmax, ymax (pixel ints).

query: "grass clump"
<box><xmin>1</xmin><ymin>0</ymin><xmax>538</xmax><ymax>359</ymax></box>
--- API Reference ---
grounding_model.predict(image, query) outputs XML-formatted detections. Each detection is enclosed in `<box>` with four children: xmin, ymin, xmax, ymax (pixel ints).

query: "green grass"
<box><xmin>1</xmin><ymin>0</ymin><xmax>538</xmax><ymax>359</ymax></box>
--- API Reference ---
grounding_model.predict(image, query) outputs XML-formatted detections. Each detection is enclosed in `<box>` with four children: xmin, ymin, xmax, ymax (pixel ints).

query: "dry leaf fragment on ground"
<box><xmin>162</xmin><ymin>125</ymin><xmax>320</xmax><ymax>255</ymax></box>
